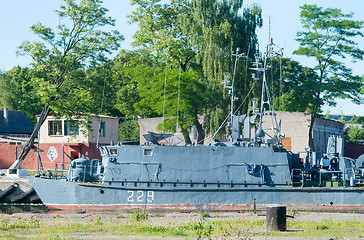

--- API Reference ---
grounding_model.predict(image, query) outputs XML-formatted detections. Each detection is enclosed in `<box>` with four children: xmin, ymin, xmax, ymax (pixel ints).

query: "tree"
<box><xmin>293</xmin><ymin>4</ymin><xmax>364</xmax><ymax>150</ymax></box>
<box><xmin>10</xmin><ymin>0</ymin><xmax>123</xmax><ymax>170</ymax></box>
<box><xmin>344</xmin><ymin>125</ymin><xmax>364</xmax><ymax>143</ymax></box>
<box><xmin>0</xmin><ymin>67</ymin><xmax>43</xmax><ymax>123</ymax></box>
<box><xmin>183</xmin><ymin>0</ymin><xmax>263</xmax><ymax>136</ymax></box>
<box><xmin>113</xmin><ymin>50</ymin><xmax>210</xmax><ymax>144</ymax></box>
<box><xmin>135</xmin><ymin>68</ymin><xmax>209</xmax><ymax>144</ymax></box>
<box><xmin>128</xmin><ymin>0</ymin><xmax>262</xmax><ymax>142</ymax></box>
<box><xmin>113</xmin><ymin>50</ymin><xmax>158</xmax><ymax>119</ymax></box>
<box><xmin>119</xmin><ymin>120</ymin><xmax>140</xmax><ymax>142</ymax></box>
<box><xmin>129</xmin><ymin>0</ymin><xmax>194</xmax><ymax>71</ymax></box>
<box><xmin>268</xmin><ymin>58</ymin><xmax>318</xmax><ymax>113</ymax></box>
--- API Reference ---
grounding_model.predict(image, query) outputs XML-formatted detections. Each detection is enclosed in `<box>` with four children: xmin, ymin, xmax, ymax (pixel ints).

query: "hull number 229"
<box><xmin>127</xmin><ymin>190</ymin><xmax>154</xmax><ymax>203</ymax></box>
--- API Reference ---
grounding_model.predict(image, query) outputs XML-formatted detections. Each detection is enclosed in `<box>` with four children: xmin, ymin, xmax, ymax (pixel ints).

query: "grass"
<box><xmin>0</xmin><ymin>211</ymin><xmax>363</xmax><ymax>239</ymax></box>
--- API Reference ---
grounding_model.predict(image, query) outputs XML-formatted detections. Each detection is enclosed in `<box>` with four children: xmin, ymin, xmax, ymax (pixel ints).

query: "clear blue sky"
<box><xmin>1</xmin><ymin>0</ymin><xmax>363</xmax><ymax>115</ymax></box>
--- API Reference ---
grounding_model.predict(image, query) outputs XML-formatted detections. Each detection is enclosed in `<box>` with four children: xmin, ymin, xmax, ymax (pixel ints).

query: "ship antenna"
<box><xmin>162</xmin><ymin>62</ymin><xmax>168</xmax><ymax>133</ymax></box>
<box><xmin>176</xmin><ymin>62</ymin><xmax>181</xmax><ymax>133</ymax></box>
<box><xmin>255</xmin><ymin>38</ymin><xmax>284</xmax><ymax>147</ymax></box>
<box><xmin>97</xmin><ymin>63</ymin><xmax>108</xmax><ymax>148</ymax></box>
<box><xmin>279</xmin><ymin>54</ymin><xmax>283</xmax><ymax>108</ymax></box>
<box><xmin>224</xmin><ymin>48</ymin><xmax>251</xmax><ymax>142</ymax></box>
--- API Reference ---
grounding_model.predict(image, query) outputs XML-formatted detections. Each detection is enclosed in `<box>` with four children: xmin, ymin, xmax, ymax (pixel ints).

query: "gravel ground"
<box><xmin>0</xmin><ymin>210</ymin><xmax>364</xmax><ymax>239</ymax></box>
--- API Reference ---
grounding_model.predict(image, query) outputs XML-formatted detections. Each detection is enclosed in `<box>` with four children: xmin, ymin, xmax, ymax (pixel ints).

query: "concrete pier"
<box><xmin>0</xmin><ymin>175</ymin><xmax>39</xmax><ymax>204</ymax></box>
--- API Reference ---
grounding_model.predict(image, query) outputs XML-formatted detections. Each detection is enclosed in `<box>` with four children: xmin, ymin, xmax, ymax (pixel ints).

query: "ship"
<box><xmin>29</xmin><ymin>41</ymin><xmax>364</xmax><ymax>211</ymax></box>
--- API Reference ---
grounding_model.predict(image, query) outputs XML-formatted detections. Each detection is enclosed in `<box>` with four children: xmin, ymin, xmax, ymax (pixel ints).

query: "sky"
<box><xmin>0</xmin><ymin>0</ymin><xmax>363</xmax><ymax>115</ymax></box>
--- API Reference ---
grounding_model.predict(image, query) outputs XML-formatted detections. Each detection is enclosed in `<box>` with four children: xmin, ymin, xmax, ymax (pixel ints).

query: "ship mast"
<box><xmin>222</xmin><ymin>48</ymin><xmax>249</xmax><ymax>143</ymax></box>
<box><xmin>251</xmin><ymin>39</ymin><xmax>284</xmax><ymax>147</ymax></box>
<box><xmin>211</xmin><ymin>41</ymin><xmax>283</xmax><ymax>146</ymax></box>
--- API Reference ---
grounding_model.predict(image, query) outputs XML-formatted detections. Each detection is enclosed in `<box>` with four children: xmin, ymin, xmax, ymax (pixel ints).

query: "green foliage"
<box><xmin>81</xmin><ymin>62</ymin><xmax>122</xmax><ymax>117</ymax></box>
<box><xmin>128</xmin><ymin>0</ymin><xmax>263</xmax><ymax>141</ymax></box>
<box><xmin>348</xmin><ymin>116</ymin><xmax>364</xmax><ymax>124</ymax></box>
<box><xmin>270</xmin><ymin>58</ymin><xmax>318</xmax><ymax>113</ymax></box>
<box><xmin>0</xmin><ymin>67</ymin><xmax>43</xmax><ymax>123</ymax></box>
<box><xmin>194</xmin><ymin>220</ymin><xmax>213</xmax><ymax>239</ymax></box>
<box><xmin>0</xmin><ymin>218</ymin><xmax>40</xmax><ymax>231</ymax></box>
<box><xmin>95</xmin><ymin>216</ymin><xmax>103</xmax><ymax>225</ymax></box>
<box><xmin>113</xmin><ymin>49</ymin><xmax>158</xmax><ymax>118</ymax></box>
<box><xmin>344</xmin><ymin>124</ymin><xmax>364</xmax><ymax>142</ymax></box>
<box><xmin>181</xmin><ymin>0</ymin><xmax>263</xmax><ymax>134</ymax></box>
<box><xmin>129</xmin><ymin>0</ymin><xmax>194</xmax><ymax>68</ymax></box>
<box><xmin>183</xmin><ymin>0</ymin><xmax>261</xmax><ymax>81</ymax></box>
<box><xmin>195</xmin><ymin>201</ymin><xmax>211</xmax><ymax>219</ymax></box>
<box><xmin>16</xmin><ymin>0</ymin><xmax>123</xmax><ymax>117</ymax></box>
<box><xmin>293</xmin><ymin>4</ymin><xmax>364</xmax><ymax>149</ymax></box>
<box><xmin>118</xmin><ymin>120</ymin><xmax>140</xmax><ymax>141</ymax></box>
<box><xmin>113</xmin><ymin>50</ymin><xmax>210</xmax><ymax>143</ymax></box>
<box><xmin>1</xmin><ymin>213</ymin><xmax>364</xmax><ymax>238</ymax></box>
<box><xmin>130</xmin><ymin>209</ymin><xmax>149</xmax><ymax>222</ymax></box>
<box><xmin>294</xmin><ymin>4</ymin><xmax>364</xmax><ymax>115</ymax></box>
<box><xmin>28</xmin><ymin>218</ymin><xmax>40</xmax><ymax>228</ymax></box>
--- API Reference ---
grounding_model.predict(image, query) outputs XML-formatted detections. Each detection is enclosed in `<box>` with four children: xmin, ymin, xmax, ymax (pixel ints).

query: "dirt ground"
<box><xmin>2</xmin><ymin>210</ymin><xmax>364</xmax><ymax>223</ymax></box>
<box><xmin>1</xmin><ymin>209</ymin><xmax>364</xmax><ymax>239</ymax></box>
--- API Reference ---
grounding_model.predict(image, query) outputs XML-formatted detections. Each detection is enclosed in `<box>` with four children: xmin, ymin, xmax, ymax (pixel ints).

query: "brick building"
<box><xmin>30</xmin><ymin>114</ymin><xmax>119</xmax><ymax>170</ymax></box>
<box><xmin>0</xmin><ymin>110</ymin><xmax>118</xmax><ymax>170</ymax></box>
<box><xmin>138</xmin><ymin>112</ymin><xmax>345</xmax><ymax>156</ymax></box>
<box><xmin>0</xmin><ymin>108</ymin><xmax>35</xmax><ymax>169</ymax></box>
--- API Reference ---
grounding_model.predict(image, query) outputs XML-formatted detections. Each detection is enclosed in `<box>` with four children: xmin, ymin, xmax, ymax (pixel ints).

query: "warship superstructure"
<box><xmin>29</xmin><ymin>41</ymin><xmax>364</xmax><ymax>210</ymax></box>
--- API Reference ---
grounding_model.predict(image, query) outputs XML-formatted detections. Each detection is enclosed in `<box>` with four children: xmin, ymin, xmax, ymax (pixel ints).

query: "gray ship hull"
<box><xmin>29</xmin><ymin>177</ymin><xmax>364</xmax><ymax>211</ymax></box>
<box><xmin>25</xmin><ymin>42</ymin><xmax>364</xmax><ymax>211</ymax></box>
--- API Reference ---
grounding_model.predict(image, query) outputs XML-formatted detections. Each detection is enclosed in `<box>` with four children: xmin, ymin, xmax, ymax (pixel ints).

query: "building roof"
<box><xmin>0</xmin><ymin>109</ymin><xmax>34</xmax><ymax>135</ymax></box>
<box><xmin>36</xmin><ymin>112</ymin><xmax>119</xmax><ymax>120</ymax></box>
<box><xmin>328</xmin><ymin>114</ymin><xmax>356</xmax><ymax>122</ymax></box>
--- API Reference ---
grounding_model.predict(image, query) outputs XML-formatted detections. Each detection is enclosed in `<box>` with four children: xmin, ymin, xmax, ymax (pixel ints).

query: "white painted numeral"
<box><xmin>147</xmin><ymin>191</ymin><xmax>154</xmax><ymax>202</ymax></box>
<box><xmin>127</xmin><ymin>190</ymin><xmax>154</xmax><ymax>202</ymax></box>
<box><xmin>137</xmin><ymin>191</ymin><xmax>144</xmax><ymax>202</ymax></box>
<box><xmin>127</xmin><ymin>190</ymin><xmax>134</xmax><ymax>202</ymax></box>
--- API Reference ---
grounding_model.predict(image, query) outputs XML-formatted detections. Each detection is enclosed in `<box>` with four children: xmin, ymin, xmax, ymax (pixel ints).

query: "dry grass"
<box><xmin>0</xmin><ymin>210</ymin><xmax>363</xmax><ymax>239</ymax></box>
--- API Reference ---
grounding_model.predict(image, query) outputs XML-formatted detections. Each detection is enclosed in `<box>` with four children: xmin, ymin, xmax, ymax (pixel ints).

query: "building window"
<box><xmin>99</xmin><ymin>121</ymin><xmax>105</xmax><ymax>137</ymax></box>
<box><xmin>64</xmin><ymin>120</ymin><xmax>79</xmax><ymax>136</ymax></box>
<box><xmin>49</xmin><ymin>120</ymin><xmax>62</xmax><ymax>136</ymax></box>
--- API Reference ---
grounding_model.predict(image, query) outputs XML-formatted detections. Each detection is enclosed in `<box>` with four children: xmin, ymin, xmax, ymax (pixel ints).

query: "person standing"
<box><xmin>320</xmin><ymin>154</ymin><xmax>330</xmax><ymax>169</ymax></box>
<box><xmin>330</xmin><ymin>157</ymin><xmax>338</xmax><ymax>171</ymax></box>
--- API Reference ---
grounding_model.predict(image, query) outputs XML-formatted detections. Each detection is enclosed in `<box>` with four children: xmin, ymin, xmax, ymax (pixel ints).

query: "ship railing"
<box><xmin>35</xmin><ymin>160</ymin><xmax>69</xmax><ymax>179</ymax></box>
<box><xmin>102</xmin><ymin>179</ymin><xmax>290</xmax><ymax>188</ymax></box>
<box><xmin>36</xmin><ymin>160</ymin><xmax>101</xmax><ymax>182</ymax></box>
<box><xmin>318</xmin><ymin>170</ymin><xmax>345</xmax><ymax>187</ymax></box>
<box><xmin>292</xmin><ymin>168</ymin><xmax>346</xmax><ymax>187</ymax></box>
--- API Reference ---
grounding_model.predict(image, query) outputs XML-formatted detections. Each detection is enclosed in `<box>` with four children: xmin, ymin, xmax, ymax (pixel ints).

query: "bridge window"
<box><xmin>109</xmin><ymin>147</ymin><xmax>118</xmax><ymax>156</ymax></box>
<box><xmin>143</xmin><ymin>147</ymin><xmax>153</xmax><ymax>156</ymax></box>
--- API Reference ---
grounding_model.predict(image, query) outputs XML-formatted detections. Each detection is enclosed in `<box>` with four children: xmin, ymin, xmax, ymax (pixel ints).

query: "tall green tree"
<box><xmin>128</xmin><ymin>0</ymin><xmax>262</xmax><ymax>142</ymax></box>
<box><xmin>129</xmin><ymin>0</ymin><xmax>194</xmax><ymax>71</ymax></box>
<box><xmin>293</xmin><ymin>4</ymin><xmax>364</xmax><ymax>150</ymax></box>
<box><xmin>134</xmin><ymin>67</ymin><xmax>209</xmax><ymax>144</ymax></box>
<box><xmin>113</xmin><ymin>50</ymin><xmax>209</xmax><ymax>144</ymax></box>
<box><xmin>11</xmin><ymin>0</ymin><xmax>123</xmax><ymax>169</ymax></box>
<box><xmin>268</xmin><ymin>58</ymin><xmax>318</xmax><ymax>113</ymax></box>
<box><xmin>0</xmin><ymin>67</ymin><xmax>43</xmax><ymax>123</ymax></box>
<box><xmin>113</xmin><ymin>50</ymin><xmax>158</xmax><ymax>119</ymax></box>
<box><xmin>183</xmin><ymin>0</ymin><xmax>261</xmax><ymax>82</ymax></box>
<box><xmin>183</xmin><ymin>0</ymin><xmax>262</xmax><ymax>136</ymax></box>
